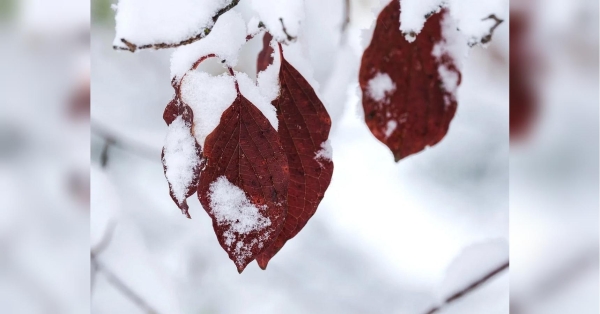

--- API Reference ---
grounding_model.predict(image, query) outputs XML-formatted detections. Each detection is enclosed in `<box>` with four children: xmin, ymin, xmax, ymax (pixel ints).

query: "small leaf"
<box><xmin>359</xmin><ymin>0</ymin><xmax>461</xmax><ymax>161</ymax></box>
<box><xmin>198</xmin><ymin>92</ymin><xmax>289</xmax><ymax>273</ymax></box>
<box><xmin>161</xmin><ymin>97</ymin><xmax>203</xmax><ymax>218</ymax></box>
<box><xmin>256</xmin><ymin>45</ymin><xmax>334</xmax><ymax>269</ymax></box>
<box><xmin>256</xmin><ymin>32</ymin><xmax>274</xmax><ymax>75</ymax></box>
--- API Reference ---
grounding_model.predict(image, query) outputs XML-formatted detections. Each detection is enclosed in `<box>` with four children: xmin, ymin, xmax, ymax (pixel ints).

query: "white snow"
<box><xmin>236</xmin><ymin>72</ymin><xmax>278</xmax><ymax>130</ymax></box>
<box><xmin>438</xmin><ymin>239</ymin><xmax>508</xmax><ymax>301</ymax></box>
<box><xmin>384</xmin><ymin>120</ymin><xmax>398</xmax><ymax>138</ymax></box>
<box><xmin>170</xmin><ymin>11</ymin><xmax>247</xmax><ymax>80</ymax></box>
<box><xmin>446</xmin><ymin>0</ymin><xmax>507</xmax><ymax>47</ymax></box>
<box><xmin>162</xmin><ymin>116</ymin><xmax>201</xmax><ymax>203</ymax></box>
<box><xmin>251</xmin><ymin>0</ymin><xmax>305</xmax><ymax>42</ymax></box>
<box><xmin>366</xmin><ymin>72</ymin><xmax>396</xmax><ymax>103</ymax></box>
<box><xmin>432</xmin><ymin>13</ymin><xmax>467</xmax><ymax>104</ymax></box>
<box><xmin>398</xmin><ymin>0</ymin><xmax>506</xmax><ymax>46</ymax></box>
<box><xmin>256</xmin><ymin>40</ymin><xmax>281</xmax><ymax>101</ymax></box>
<box><xmin>208</xmin><ymin>176</ymin><xmax>272</xmax><ymax>262</ymax></box>
<box><xmin>247</xmin><ymin>17</ymin><xmax>263</xmax><ymax>37</ymax></box>
<box><xmin>399</xmin><ymin>0</ymin><xmax>444</xmax><ymax>42</ymax></box>
<box><xmin>315</xmin><ymin>139</ymin><xmax>333</xmax><ymax>161</ymax></box>
<box><xmin>180</xmin><ymin>71</ymin><xmax>237</xmax><ymax>146</ymax></box>
<box><xmin>113</xmin><ymin>0</ymin><xmax>230</xmax><ymax>49</ymax></box>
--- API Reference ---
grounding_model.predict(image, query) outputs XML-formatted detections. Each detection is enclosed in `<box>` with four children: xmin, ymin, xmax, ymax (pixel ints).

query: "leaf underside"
<box><xmin>359</xmin><ymin>0</ymin><xmax>460</xmax><ymax>161</ymax></box>
<box><xmin>162</xmin><ymin>97</ymin><xmax>203</xmax><ymax>218</ymax></box>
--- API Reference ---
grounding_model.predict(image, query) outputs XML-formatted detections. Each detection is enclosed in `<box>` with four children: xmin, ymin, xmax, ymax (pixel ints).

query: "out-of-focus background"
<box><xmin>509</xmin><ymin>0</ymin><xmax>599</xmax><ymax>313</ymax></box>
<box><xmin>0</xmin><ymin>0</ymin><xmax>90</xmax><ymax>313</ymax></box>
<box><xmin>0</xmin><ymin>0</ymin><xmax>596</xmax><ymax>313</ymax></box>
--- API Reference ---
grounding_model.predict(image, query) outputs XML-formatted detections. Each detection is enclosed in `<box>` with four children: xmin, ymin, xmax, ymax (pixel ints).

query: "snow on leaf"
<box><xmin>179</xmin><ymin>71</ymin><xmax>238</xmax><ymax>147</ymax></box>
<box><xmin>161</xmin><ymin>100</ymin><xmax>203</xmax><ymax>218</ymax></box>
<box><xmin>113</xmin><ymin>0</ymin><xmax>237</xmax><ymax>51</ymax></box>
<box><xmin>366</xmin><ymin>72</ymin><xmax>396</xmax><ymax>103</ymax></box>
<box><xmin>198</xmin><ymin>92</ymin><xmax>289</xmax><ymax>273</ymax></box>
<box><xmin>399</xmin><ymin>0</ymin><xmax>444</xmax><ymax>42</ymax></box>
<box><xmin>359</xmin><ymin>0</ymin><xmax>462</xmax><ymax>161</ymax></box>
<box><xmin>170</xmin><ymin>10</ymin><xmax>247</xmax><ymax>81</ymax></box>
<box><xmin>256</xmin><ymin>44</ymin><xmax>334</xmax><ymax>269</ymax></box>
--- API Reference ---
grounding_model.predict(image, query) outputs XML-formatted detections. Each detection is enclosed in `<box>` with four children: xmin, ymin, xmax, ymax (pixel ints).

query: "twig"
<box><xmin>92</xmin><ymin>120</ymin><xmax>159</xmax><ymax>164</ymax></box>
<box><xmin>92</xmin><ymin>257</ymin><xmax>160</xmax><ymax>314</ymax></box>
<box><xmin>424</xmin><ymin>261</ymin><xmax>509</xmax><ymax>314</ymax></box>
<box><xmin>477</xmin><ymin>14</ymin><xmax>504</xmax><ymax>46</ymax></box>
<box><xmin>90</xmin><ymin>222</ymin><xmax>159</xmax><ymax>314</ymax></box>
<box><xmin>279</xmin><ymin>18</ymin><xmax>297</xmax><ymax>42</ymax></box>
<box><xmin>341</xmin><ymin>0</ymin><xmax>351</xmax><ymax>33</ymax></box>
<box><xmin>114</xmin><ymin>0</ymin><xmax>241</xmax><ymax>52</ymax></box>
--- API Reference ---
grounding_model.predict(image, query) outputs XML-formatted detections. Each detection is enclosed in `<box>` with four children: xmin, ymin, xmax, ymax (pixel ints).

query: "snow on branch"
<box><xmin>424</xmin><ymin>261</ymin><xmax>509</xmax><ymax>314</ymax></box>
<box><xmin>113</xmin><ymin>0</ymin><xmax>241</xmax><ymax>52</ymax></box>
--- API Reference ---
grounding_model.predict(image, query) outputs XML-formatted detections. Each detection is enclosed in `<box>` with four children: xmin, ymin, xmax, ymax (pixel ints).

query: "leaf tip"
<box><xmin>256</xmin><ymin>257</ymin><xmax>269</xmax><ymax>270</ymax></box>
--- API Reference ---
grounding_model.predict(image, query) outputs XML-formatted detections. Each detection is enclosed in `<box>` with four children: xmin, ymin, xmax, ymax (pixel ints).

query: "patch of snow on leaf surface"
<box><xmin>170</xmin><ymin>11</ymin><xmax>247</xmax><ymax>80</ymax></box>
<box><xmin>162</xmin><ymin>116</ymin><xmax>200</xmax><ymax>203</ymax></box>
<box><xmin>385</xmin><ymin>120</ymin><xmax>397</xmax><ymax>138</ymax></box>
<box><xmin>236</xmin><ymin>71</ymin><xmax>278</xmax><ymax>130</ymax></box>
<box><xmin>399</xmin><ymin>0</ymin><xmax>444</xmax><ymax>42</ymax></box>
<box><xmin>113</xmin><ymin>0</ymin><xmax>230</xmax><ymax>49</ymax></box>
<box><xmin>367</xmin><ymin>72</ymin><xmax>395</xmax><ymax>103</ymax></box>
<box><xmin>256</xmin><ymin>40</ymin><xmax>281</xmax><ymax>102</ymax></box>
<box><xmin>180</xmin><ymin>71</ymin><xmax>237</xmax><ymax>146</ymax></box>
<box><xmin>208</xmin><ymin>176</ymin><xmax>272</xmax><ymax>259</ymax></box>
<box><xmin>315</xmin><ymin>139</ymin><xmax>333</xmax><ymax>161</ymax></box>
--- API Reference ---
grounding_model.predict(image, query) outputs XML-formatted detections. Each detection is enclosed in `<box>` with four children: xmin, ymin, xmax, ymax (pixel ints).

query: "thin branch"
<box><xmin>92</xmin><ymin>120</ymin><xmax>159</xmax><ymax>163</ymax></box>
<box><xmin>91</xmin><ymin>222</ymin><xmax>159</xmax><ymax>313</ymax></box>
<box><xmin>476</xmin><ymin>14</ymin><xmax>504</xmax><ymax>46</ymax></box>
<box><xmin>341</xmin><ymin>0</ymin><xmax>351</xmax><ymax>33</ymax></box>
<box><xmin>114</xmin><ymin>0</ymin><xmax>241</xmax><ymax>52</ymax></box>
<box><xmin>92</xmin><ymin>257</ymin><xmax>160</xmax><ymax>314</ymax></box>
<box><xmin>279</xmin><ymin>18</ymin><xmax>297</xmax><ymax>42</ymax></box>
<box><xmin>424</xmin><ymin>261</ymin><xmax>509</xmax><ymax>314</ymax></box>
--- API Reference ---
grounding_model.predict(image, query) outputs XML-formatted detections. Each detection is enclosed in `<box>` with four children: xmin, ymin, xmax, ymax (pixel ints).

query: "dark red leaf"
<box><xmin>198</xmin><ymin>92</ymin><xmax>289</xmax><ymax>273</ymax></box>
<box><xmin>256</xmin><ymin>45</ymin><xmax>334</xmax><ymax>269</ymax></box>
<box><xmin>509</xmin><ymin>10</ymin><xmax>537</xmax><ymax>141</ymax></box>
<box><xmin>161</xmin><ymin>97</ymin><xmax>203</xmax><ymax>219</ymax></box>
<box><xmin>256</xmin><ymin>32</ymin><xmax>274</xmax><ymax>74</ymax></box>
<box><xmin>359</xmin><ymin>0</ymin><xmax>460</xmax><ymax>161</ymax></box>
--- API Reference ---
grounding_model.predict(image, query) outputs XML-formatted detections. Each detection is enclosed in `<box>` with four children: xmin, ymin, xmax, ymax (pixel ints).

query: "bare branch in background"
<box><xmin>92</xmin><ymin>120</ymin><xmax>159</xmax><ymax>164</ymax></box>
<box><xmin>341</xmin><ymin>0</ymin><xmax>351</xmax><ymax>33</ymax></box>
<box><xmin>511</xmin><ymin>246</ymin><xmax>599</xmax><ymax>313</ymax></box>
<box><xmin>424</xmin><ymin>261</ymin><xmax>509</xmax><ymax>314</ymax></box>
<box><xmin>91</xmin><ymin>222</ymin><xmax>159</xmax><ymax>314</ymax></box>
<box><xmin>114</xmin><ymin>0</ymin><xmax>241</xmax><ymax>52</ymax></box>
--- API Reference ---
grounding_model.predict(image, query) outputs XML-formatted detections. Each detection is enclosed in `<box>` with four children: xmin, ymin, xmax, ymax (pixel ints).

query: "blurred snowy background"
<box><xmin>91</xmin><ymin>0</ymin><xmax>508</xmax><ymax>313</ymax></box>
<box><xmin>0</xmin><ymin>0</ymin><xmax>596</xmax><ymax>313</ymax></box>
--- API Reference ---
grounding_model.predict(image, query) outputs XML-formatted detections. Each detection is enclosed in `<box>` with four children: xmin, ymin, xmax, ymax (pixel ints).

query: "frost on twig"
<box><xmin>113</xmin><ymin>0</ymin><xmax>241</xmax><ymax>52</ymax></box>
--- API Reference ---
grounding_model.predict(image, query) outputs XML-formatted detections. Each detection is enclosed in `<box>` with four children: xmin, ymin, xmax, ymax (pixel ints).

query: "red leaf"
<box><xmin>198</xmin><ymin>91</ymin><xmax>289</xmax><ymax>273</ymax></box>
<box><xmin>509</xmin><ymin>10</ymin><xmax>537</xmax><ymax>141</ymax></box>
<box><xmin>161</xmin><ymin>97</ymin><xmax>203</xmax><ymax>218</ymax></box>
<box><xmin>359</xmin><ymin>0</ymin><xmax>460</xmax><ymax>161</ymax></box>
<box><xmin>256</xmin><ymin>32</ymin><xmax>274</xmax><ymax>74</ymax></box>
<box><xmin>256</xmin><ymin>45</ymin><xmax>334</xmax><ymax>269</ymax></box>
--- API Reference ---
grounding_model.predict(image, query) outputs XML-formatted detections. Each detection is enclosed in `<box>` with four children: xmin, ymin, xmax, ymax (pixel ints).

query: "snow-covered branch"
<box><xmin>113</xmin><ymin>0</ymin><xmax>241</xmax><ymax>52</ymax></box>
<box><xmin>424</xmin><ymin>261</ymin><xmax>509</xmax><ymax>314</ymax></box>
